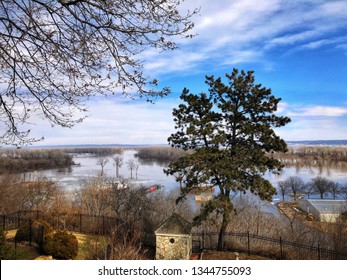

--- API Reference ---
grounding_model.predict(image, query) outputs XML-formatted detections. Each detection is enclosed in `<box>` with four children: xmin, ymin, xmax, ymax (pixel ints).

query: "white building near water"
<box><xmin>298</xmin><ymin>199</ymin><xmax>347</xmax><ymax>222</ymax></box>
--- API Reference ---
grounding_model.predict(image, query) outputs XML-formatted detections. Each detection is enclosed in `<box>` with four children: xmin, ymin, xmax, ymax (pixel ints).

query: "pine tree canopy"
<box><xmin>165</xmin><ymin>69</ymin><xmax>291</xmax><ymax>247</ymax></box>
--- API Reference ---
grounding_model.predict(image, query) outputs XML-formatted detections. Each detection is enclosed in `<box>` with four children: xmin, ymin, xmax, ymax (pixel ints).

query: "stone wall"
<box><xmin>155</xmin><ymin>234</ymin><xmax>192</xmax><ymax>260</ymax></box>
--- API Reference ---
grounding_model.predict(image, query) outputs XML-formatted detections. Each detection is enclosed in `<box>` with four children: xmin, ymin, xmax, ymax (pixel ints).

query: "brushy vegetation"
<box><xmin>0</xmin><ymin>175</ymin><xmax>67</xmax><ymax>214</ymax></box>
<box><xmin>1</xmin><ymin>145</ymin><xmax>347</xmax><ymax>260</ymax></box>
<box><xmin>0</xmin><ymin>149</ymin><xmax>74</xmax><ymax>174</ymax></box>
<box><xmin>0</xmin><ymin>228</ymin><xmax>18</xmax><ymax>259</ymax></box>
<box><xmin>0</xmin><ymin>146</ymin><xmax>123</xmax><ymax>175</ymax></box>
<box><xmin>14</xmin><ymin>219</ymin><xmax>54</xmax><ymax>253</ymax></box>
<box><xmin>135</xmin><ymin>146</ymin><xmax>188</xmax><ymax>164</ymax></box>
<box><xmin>135</xmin><ymin>145</ymin><xmax>347</xmax><ymax>173</ymax></box>
<box><xmin>273</xmin><ymin>145</ymin><xmax>347</xmax><ymax>172</ymax></box>
<box><xmin>62</xmin><ymin>146</ymin><xmax>124</xmax><ymax>156</ymax></box>
<box><xmin>13</xmin><ymin>220</ymin><xmax>78</xmax><ymax>260</ymax></box>
<box><xmin>3</xmin><ymin>189</ymin><xmax>347</xmax><ymax>260</ymax></box>
<box><xmin>15</xmin><ymin>220</ymin><xmax>46</xmax><ymax>244</ymax></box>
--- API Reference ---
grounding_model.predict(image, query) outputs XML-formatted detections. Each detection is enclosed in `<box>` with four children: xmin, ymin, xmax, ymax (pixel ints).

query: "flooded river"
<box><xmin>23</xmin><ymin>148</ymin><xmax>347</xmax><ymax>210</ymax></box>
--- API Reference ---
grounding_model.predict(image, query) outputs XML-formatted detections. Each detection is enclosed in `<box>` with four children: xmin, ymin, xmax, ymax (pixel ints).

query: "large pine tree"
<box><xmin>165</xmin><ymin>69</ymin><xmax>291</xmax><ymax>250</ymax></box>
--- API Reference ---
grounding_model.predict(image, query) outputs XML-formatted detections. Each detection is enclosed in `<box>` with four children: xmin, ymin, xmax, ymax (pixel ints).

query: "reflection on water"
<box><xmin>25</xmin><ymin>149</ymin><xmax>347</xmax><ymax>203</ymax></box>
<box><xmin>24</xmin><ymin>150</ymin><xmax>178</xmax><ymax>191</ymax></box>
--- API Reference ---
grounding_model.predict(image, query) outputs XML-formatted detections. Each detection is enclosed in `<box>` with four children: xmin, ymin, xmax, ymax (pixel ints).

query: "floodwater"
<box><xmin>24</xmin><ymin>149</ymin><xmax>347</xmax><ymax>213</ymax></box>
<box><xmin>23</xmin><ymin>149</ymin><xmax>178</xmax><ymax>191</ymax></box>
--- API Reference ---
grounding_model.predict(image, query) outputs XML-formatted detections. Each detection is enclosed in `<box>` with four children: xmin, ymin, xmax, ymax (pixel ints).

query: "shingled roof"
<box><xmin>155</xmin><ymin>213</ymin><xmax>192</xmax><ymax>236</ymax></box>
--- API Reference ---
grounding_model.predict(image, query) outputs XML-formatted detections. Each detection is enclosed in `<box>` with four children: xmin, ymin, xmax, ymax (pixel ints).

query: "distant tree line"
<box><xmin>0</xmin><ymin>149</ymin><xmax>74</xmax><ymax>174</ymax></box>
<box><xmin>135</xmin><ymin>146</ymin><xmax>188</xmax><ymax>164</ymax></box>
<box><xmin>63</xmin><ymin>147</ymin><xmax>124</xmax><ymax>156</ymax></box>
<box><xmin>273</xmin><ymin>146</ymin><xmax>347</xmax><ymax>172</ymax></box>
<box><xmin>135</xmin><ymin>145</ymin><xmax>347</xmax><ymax>173</ymax></box>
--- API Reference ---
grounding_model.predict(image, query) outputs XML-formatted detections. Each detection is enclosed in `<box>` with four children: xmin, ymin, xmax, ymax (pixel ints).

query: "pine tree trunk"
<box><xmin>217</xmin><ymin>202</ymin><xmax>232</xmax><ymax>251</ymax></box>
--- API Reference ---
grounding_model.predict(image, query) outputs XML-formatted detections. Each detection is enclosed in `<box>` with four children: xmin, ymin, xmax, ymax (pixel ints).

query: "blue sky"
<box><xmin>31</xmin><ymin>0</ymin><xmax>347</xmax><ymax>146</ymax></box>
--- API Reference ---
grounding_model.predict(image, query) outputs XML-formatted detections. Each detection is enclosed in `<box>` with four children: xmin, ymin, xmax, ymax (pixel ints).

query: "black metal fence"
<box><xmin>1</xmin><ymin>213</ymin><xmax>44</xmax><ymax>253</ymax></box>
<box><xmin>2</xmin><ymin>210</ymin><xmax>347</xmax><ymax>260</ymax></box>
<box><xmin>192</xmin><ymin>231</ymin><xmax>347</xmax><ymax>260</ymax></box>
<box><xmin>2</xmin><ymin>210</ymin><xmax>120</xmax><ymax>235</ymax></box>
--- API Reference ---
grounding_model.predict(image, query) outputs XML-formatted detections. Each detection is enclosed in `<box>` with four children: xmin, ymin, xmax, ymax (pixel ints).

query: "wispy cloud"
<box><xmin>29</xmin><ymin>97</ymin><xmax>179</xmax><ymax>145</ymax></box>
<box><xmin>289</xmin><ymin>105</ymin><xmax>347</xmax><ymax>118</ymax></box>
<box><xmin>142</xmin><ymin>0</ymin><xmax>347</xmax><ymax>77</ymax></box>
<box><xmin>276</xmin><ymin>117</ymin><xmax>347</xmax><ymax>141</ymax></box>
<box><xmin>275</xmin><ymin>103</ymin><xmax>347</xmax><ymax>140</ymax></box>
<box><xmin>25</xmin><ymin>0</ymin><xmax>347</xmax><ymax>145</ymax></box>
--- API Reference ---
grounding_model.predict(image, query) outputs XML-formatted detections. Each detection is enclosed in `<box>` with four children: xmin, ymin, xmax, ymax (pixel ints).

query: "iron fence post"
<box><xmin>247</xmin><ymin>231</ymin><xmax>250</xmax><ymax>256</ymax></box>
<box><xmin>38</xmin><ymin>225</ymin><xmax>44</xmax><ymax>253</ymax></box>
<box><xmin>2</xmin><ymin>215</ymin><xmax>5</xmax><ymax>230</ymax></box>
<box><xmin>29</xmin><ymin>219</ymin><xmax>32</xmax><ymax>246</ymax></box>
<box><xmin>280</xmin><ymin>237</ymin><xmax>283</xmax><ymax>260</ymax></box>
<box><xmin>103</xmin><ymin>216</ymin><xmax>105</xmax><ymax>235</ymax></box>
<box><xmin>17</xmin><ymin>211</ymin><xmax>20</xmax><ymax>227</ymax></box>
<box><xmin>221</xmin><ymin>232</ymin><xmax>224</xmax><ymax>252</ymax></box>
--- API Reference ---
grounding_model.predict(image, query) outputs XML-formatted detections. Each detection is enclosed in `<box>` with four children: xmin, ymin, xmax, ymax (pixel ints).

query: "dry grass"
<box><xmin>276</xmin><ymin>201</ymin><xmax>307</xmax><ymax>221</ymax></box>
<box><xmin>198</xmin><ymin>250</ymin><xmax>271</xmax><ymax>260</ymax></box>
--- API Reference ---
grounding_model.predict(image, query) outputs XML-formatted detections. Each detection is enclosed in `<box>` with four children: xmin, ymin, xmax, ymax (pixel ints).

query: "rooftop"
<box><xmin>155</xmin><ymin>213</ymin><xmax>192</xmax><ymax>236</ymax></box>
<box><xmin>307</xmin><ymin>199</ymin><xmax>347</xmax><ymax>214</ymax></box>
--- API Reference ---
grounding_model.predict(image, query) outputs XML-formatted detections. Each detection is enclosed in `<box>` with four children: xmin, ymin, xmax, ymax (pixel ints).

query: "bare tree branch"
<box><xmin>0</xmin><ymin>0</ymin><xmax>197</xmax><ymax>146</ymax></box>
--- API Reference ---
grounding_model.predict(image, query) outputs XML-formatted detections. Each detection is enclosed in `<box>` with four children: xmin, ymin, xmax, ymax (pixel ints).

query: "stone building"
<box><xmin>155</xmin><ymin>213</ymin><xmax>192</xmax><ymax>260</ymax></box>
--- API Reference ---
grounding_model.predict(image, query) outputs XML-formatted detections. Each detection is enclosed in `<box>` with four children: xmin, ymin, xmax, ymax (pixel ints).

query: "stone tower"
<box><xmin>155</xmin><ymin>213</ymin><xmax>192</xmax><ymax>260</ymax></box>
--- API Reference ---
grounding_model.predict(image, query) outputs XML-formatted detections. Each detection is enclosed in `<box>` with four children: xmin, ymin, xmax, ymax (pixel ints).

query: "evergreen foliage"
<box><xmin>15</xmin><ymin>221</ymin><xmax>37</xmax><ymax>243</ymax></box>
<box><xmin>46</xmin><ymin>230</ymin><xmax>78</xmax><ymax>260</ymax></box>
<box><xmin>165</xmin><ymin>69</ymin><xmax>291</xmax><ymax>250</ymax></box>
<box><xmin>15</xmin><ymin>219</ymin><xmax>53</xmax><ymax>254</ymax></box>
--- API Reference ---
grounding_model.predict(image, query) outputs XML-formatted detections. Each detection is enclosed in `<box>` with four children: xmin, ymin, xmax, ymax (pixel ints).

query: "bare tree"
<box><xmin>23</xmin><ymin>178</ymin><xmax>61</xmax><ymax>211</ymax></box>
<box><xmin>74</xmin><ymin>176</ymin><xmax>113</xmax><ymax>216</ymax></box>
<box><xmin>278</xmin><ymin>180</ymin><xmax>288</xmax><ymax>201</ymax></box>
<box><xmin>283</xmin><ymin>176</ymin><xmax>305</xmax><ymax>201</ymax></box>
<box><xmin>127</xmin><ymin>159</ymin><xmax>136</xmax><ymax>179</ymax></box>
<box><xmin>328</xmin><ymin>182</ymin><xmax>342</xmax><ymax>199</ymax></box>
<box><xmin>303</xmin><ymin>181</ymin><xmax>315</xmax><ymax>199</ymax></box>
<box><xmin>105</xmin><ymin>228</ymin><xmax>147</xmax><ymax>260</ymax></box>
<box><xmin>135</xmin><ymin>162</ymin><xmax>140</xmax><ymax>179</ymax></box>
<box><xmin>0</xmin><ymin>0</ymin><xmax>197</xmax><ymax>146</ymax></box>
<box><xmin>311</xmin><ymin>176</ymin><xmax>331</xmax><ymax>199</ymax></box>
<box><xmin>113</xmin><ymin>155</ymin><xmax>123</xmax><ymax>178</ymax></box>
<box><xmin>0</xmin><ymin>174</ymin><xmax>24</xmax><ymax>214</ymax></box>
<box><xmin>97</xmin><ymin>157</ymin><xmax>109</xmax><ymax>176</ymax></box>
<box><xmin>340</xmin><ymin>183</ymin><xmax>347</xmax><ymax>200</ymax></box>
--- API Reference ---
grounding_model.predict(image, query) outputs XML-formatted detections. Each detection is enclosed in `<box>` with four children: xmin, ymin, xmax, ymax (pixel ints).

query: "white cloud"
<box><xmin>276</xmin><ymin>118</ymin><xmax>347</xmax><ymax>141</ymax></box>
<box><xmin>19</xmin><ymin>1</ymin><xmax>347</xmax><ymax>145</ymax></box>
<box><xmin>29</xmin><ymin>97</ymin><xmax>180</xmax><ymax>145</ymax></box>
<box><xmin>275</xmin><ymin>103</ymin><xmax>347</xmax><ymax>141</ymax></box>
<box><xmin>141</xmin><ymin>0</ymin><xmax>347</xmax><ymax>77</ymax></box>
<box><xmin>290</xmin><ymin>106</ymin><xmax>347</xmax><ymax>117</ymax></box>
<box><xmin>31</xmin><ymin>98</ymin><xmax>347</xmax><ymax>146</ymax></box>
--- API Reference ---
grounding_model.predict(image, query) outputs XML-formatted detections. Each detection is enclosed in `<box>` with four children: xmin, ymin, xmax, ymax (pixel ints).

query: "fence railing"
<box><xmin>1</xmin><ymin>214</ymin><xmax>44</xmax><ymax>253</ymax></box>
<box><xmin>192</xmin><ymin>231</ymin><xmax>347</xmax><ymax>260</ymax></box>
<box><xmin>3</xmin><ymin>210</ymin><xmax>121</xmax><ymax>235</ymax></box>
<box><xmin>2</xmin><ymin>210</ymin><xmax>347</xmax><ymax>260</ymax></box>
